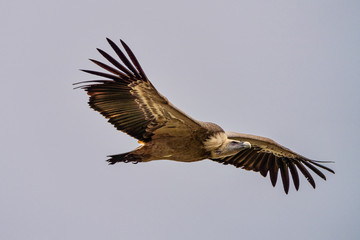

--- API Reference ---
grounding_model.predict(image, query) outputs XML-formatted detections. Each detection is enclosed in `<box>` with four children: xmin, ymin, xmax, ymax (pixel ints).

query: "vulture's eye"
<box><xmin>231</xmin><ymin>141</ymin><xmax>238</xmax><ymax>145</ymax></box>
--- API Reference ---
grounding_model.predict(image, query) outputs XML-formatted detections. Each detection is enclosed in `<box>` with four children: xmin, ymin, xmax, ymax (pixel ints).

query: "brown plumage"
<box><xmin>75</xmin><ymin>38</ymin><xmax>334</xmax><ymax>194</ymax></box>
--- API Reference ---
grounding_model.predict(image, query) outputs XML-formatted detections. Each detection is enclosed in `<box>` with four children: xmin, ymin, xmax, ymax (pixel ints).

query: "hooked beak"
<box><xmin>240</xmin><ymin>141</ymin><xmax>251</xmax><ymax>149</ymax></box>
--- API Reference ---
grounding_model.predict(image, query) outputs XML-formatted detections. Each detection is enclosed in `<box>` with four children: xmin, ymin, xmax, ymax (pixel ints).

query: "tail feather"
<box><xmin>107</xmin><ymin>152</ymin><xmax>142</xmax><ymax>165</ymax></box>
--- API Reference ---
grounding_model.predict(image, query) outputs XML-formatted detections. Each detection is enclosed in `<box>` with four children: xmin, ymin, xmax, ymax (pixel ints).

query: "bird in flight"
<box><xmin>75</xmin><ymin>38</ymin><xmax>334</xmax><ymax>194</ymax></box>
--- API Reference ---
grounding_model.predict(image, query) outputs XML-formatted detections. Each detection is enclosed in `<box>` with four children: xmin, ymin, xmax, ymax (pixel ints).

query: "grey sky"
<box><xmin>1</xmin><ymin>1</ymin><xmax>359</xmax><ymax>239</ymax></box>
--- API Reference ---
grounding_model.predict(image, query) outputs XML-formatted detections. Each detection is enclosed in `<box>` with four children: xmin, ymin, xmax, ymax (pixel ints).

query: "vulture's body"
<box><xmin>76</xmin><ymin>38</ymin><xmax>334</xmax><ymax>193</ymax></box>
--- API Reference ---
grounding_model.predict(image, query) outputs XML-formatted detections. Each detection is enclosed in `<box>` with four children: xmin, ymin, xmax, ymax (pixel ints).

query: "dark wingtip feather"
<box><xmin>288</xmin><ymin>162</ymin><xmax>300</xmax><ymax>191</ymax></box>
<box><xmin>105</xmin><ymin>38</ymin><xmax>139</xmax><ymax>77</ymax></box>
<box><xmin>310</xmin><ymin>161</ymin><xmax>335</xmax><ymax>174</ymax></box>
<box><xmin>268</xmin><ymin>156</ymin><xmax>279</xmax><ymax>187</ymax></box>
<box><xmin>73</xmin><ymin>80</ymin><xmax>110</xmax><ymax>85</ymax></box>
<box><xmin>279</xmin><ymin>160</ymin><xmax>290</xmax><ymax>194</ymax></box>
<box><xmin>120</xmin><ymin>39</ymin><xmax>148</xmax><ymax>80</ymax></box>
<box><xmin>107</xmin><ymin>38</ymin><xmax>117</xmax><ymax>49</ymax></box>
<box><xmin>96</xmin><ymin>48</ymin><xmax>109</xmax><ymax>59</ymax></box>
<box><xmin>312</xmin><ymin>160</ymin><xmax>335</xmax><ymax>163</ymax></box>
<box><xmin>119</xmin><ymin>39</ymin><xmax>126</xmax><ymax>46</ymax></box>
<box><xmin>89</xmin><ymin>58</ymin><xmax>129</xmax><ymax>78</ymax></box>
<box><xmin>80</xmin><ymin>69</ymin><xmax>120</xmax><ymax>81</ymax></box>
<box><xmin>294</xmin><ymin>161</ymin><xmax>316</xmax><ymax>189</ymax></box>
<box><xmin>302</xmin><ymin>160</ymin><xmax>327</xmax><ymax>181</ymax></box>
<box><xmin>259</xmin><ymin>154</ymin><xmax>270</xmax><ymax>177</ymax></box>
<box><xmin>96</xmin><ymin>48</ymin><xmax>130</xmax><ymax>75</ymax></box>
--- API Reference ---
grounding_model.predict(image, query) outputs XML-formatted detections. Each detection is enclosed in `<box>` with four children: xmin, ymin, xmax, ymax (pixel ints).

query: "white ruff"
<box><xmin>203</xmin><ymin>132</ymin><xmax>227</xmax><ymax>151</ymax></box>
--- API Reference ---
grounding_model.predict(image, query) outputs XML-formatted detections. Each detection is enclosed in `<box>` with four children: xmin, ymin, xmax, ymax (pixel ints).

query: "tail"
<box><xmin>107</xmin><ymin>152</ymin><xmax>142</xmax><ymax>165</ymax></box>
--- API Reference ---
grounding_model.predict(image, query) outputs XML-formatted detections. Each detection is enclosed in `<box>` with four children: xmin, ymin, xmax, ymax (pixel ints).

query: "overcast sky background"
<box><xmin>1</xmin><ymin>1</ymin><xmax>359</xmax><ymax>239</ymax></box>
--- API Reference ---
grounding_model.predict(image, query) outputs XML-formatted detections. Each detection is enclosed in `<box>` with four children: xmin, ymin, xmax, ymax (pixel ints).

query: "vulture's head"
<box><xmin>204</xmin><ymin>132</ymin><xmax>251</xmax><ymax>159</ymax></box>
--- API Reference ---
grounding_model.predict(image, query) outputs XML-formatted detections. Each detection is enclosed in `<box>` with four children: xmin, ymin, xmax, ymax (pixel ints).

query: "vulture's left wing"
<box><xmin>211</xmin><ymin>131</ymin><xmax>334</xmax><ymax>194</ymax></box>
<box><xmin>75</xmin><ymin>39</ymin><xmax>204</xmax><ymax>142</ymax></box>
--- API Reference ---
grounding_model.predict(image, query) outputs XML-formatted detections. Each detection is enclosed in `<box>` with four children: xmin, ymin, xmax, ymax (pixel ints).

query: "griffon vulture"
<box><xmin>75</xmin><ymin>38</ymin><xmax>334</xmax><ymax>194</ymax></box>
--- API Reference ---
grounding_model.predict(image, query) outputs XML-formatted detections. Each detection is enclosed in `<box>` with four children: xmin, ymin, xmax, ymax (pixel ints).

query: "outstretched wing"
<box><xmin>211</xmin><ymin>131</ymin><xmax>334</xmax><ymax>194</ymax></box>
<box><xmin>75</xmin><ymin>38</ymin><xmax>203</xmax><ymax>142</ymax></box>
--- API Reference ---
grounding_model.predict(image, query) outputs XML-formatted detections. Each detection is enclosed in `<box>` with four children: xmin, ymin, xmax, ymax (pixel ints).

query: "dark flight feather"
<box><xmin>106</xmin><ymin>38</ymin><xmax>140</xmax><ymax>78</ymax></box>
